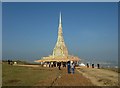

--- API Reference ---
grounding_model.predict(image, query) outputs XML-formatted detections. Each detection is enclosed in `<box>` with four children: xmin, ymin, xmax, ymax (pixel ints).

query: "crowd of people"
<box><xmin>58</xmin><ymin>61</ymin><xmax>100</xmax><ymax>74</ymax></box>
<box><xmin>7</xmin><ymin>59</ymin><xmax>100</xmax><ymax>74</ymax></box>
<box><xmin>87</xmin><ymin>63</ymin><xmax>100</xmax><ymax>69</ymax></box>
<box><xmin>7</xmin><ymin>60</ymin><xmax>17</xmax><ymax>65</ymax></box>
<box><xmin>7</xmin><ymin>60</ymin><xmax>13</xmax><ymax>65</ymax></box>
<box><xmin>55</xmin><ymin>61</ymin><xmax>76</xmax><ymax>74</ymax></box>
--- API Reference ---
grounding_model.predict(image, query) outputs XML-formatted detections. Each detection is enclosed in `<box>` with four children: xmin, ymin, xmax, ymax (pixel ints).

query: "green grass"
<box><xmin>2</xmin><ymin>63</ymin><xmax>59</xmax><ymax>86</ymax></box>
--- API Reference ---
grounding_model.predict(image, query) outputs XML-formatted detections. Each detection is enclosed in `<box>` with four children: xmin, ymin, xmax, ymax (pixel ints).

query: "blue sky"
<box><xmin>2</xmin><ymin>2</ymin><xmax>118</xmax><ymax>63</ymax></box>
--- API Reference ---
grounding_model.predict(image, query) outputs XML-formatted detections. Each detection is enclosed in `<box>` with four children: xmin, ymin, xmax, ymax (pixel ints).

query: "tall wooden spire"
<box><xmin>53</xmin><ymin>12</ymin><xmax>68</xmax><ymax>57</ymax></box>
<box><xmin>34</xmin><ymin>12</ymin><xmax>80</xmax><ymax>63</ymax></box>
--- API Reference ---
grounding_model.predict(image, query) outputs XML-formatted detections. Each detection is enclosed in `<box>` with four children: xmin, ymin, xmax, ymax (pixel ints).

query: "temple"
<box><xmin>35</xmin><ymin>12</ymin><xmax>80</xmax><ymax>67</ymax></box>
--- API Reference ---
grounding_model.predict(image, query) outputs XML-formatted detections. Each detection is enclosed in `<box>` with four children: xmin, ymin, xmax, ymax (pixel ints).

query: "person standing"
<box><xmin>97</xmin><ymin>64</ymin><xmax>100</xmax><ymax>69</ymax></box>
<box><xmin>87</xmin><ymin>63</ymin><xmax>89</xmax><ymax>68</ymax></box>
<box><xmin>8</xmin><ymin>60</ymin><xmax>10</xmax><ymax>64</ymax></box>
<box><xmin>71</xmin><ymin>62</ymin><xmax>75</xmax><ymax>74</ymax></box>
<box><xmin>58</xmin><ymin>62</ymin><xmax>61</xmax><ymax>70</ymax></box>
<box><xmin>92</xmin><ymin>64</ymin><xmax>94</xmax><ymax>68</ymax></box>
<box><xmin>49</xmin><ymin>62</ymin><xmax>50</xmax><ymax>67</ymax></box>
<box><xmin>67</xmin><ymin>61</ymin><xmax>71</xmax><ymax>74</ymax></box>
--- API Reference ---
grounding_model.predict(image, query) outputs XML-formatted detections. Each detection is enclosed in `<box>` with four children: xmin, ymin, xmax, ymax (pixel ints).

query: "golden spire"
<box><xmin>53</xmin><ymin>12</ymin><xmax>68</xmax><ymax>57</ymax></box>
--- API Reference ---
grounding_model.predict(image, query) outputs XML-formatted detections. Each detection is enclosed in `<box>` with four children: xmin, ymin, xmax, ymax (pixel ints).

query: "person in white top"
<box><xmin>71</xmin><ymin>62</ymin><xmax>75</xmax><ymax>74</ymax></box>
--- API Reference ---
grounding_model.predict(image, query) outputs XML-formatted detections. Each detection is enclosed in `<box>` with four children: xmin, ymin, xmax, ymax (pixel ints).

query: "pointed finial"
<box><xmin>59</xmin><ymin>11</ymin><xmax>61</xmax><ymax>24</ymax></box>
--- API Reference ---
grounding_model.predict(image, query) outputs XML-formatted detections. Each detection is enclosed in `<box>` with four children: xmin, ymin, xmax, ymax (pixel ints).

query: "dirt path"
<box><xmin>15</xmin><ymin>65</ymin><xmax>94</xmax><ymax>86</ymax></box>
<box><xmin>35</xmin><ymin>68</ymin><xmax>94</xmax><ymax>86</ymax></box>
<box><xmin>15</xmin><ymin>64</ymin><xmax>40</xmax><ymax>67</ymax></box>
<box><xmin>35</xmin><ymin>68</ymin><xmax>94</xmax><ymax>88</ymax></box>
<box><xmin>77</xmin><ymin>67</ymin><xmax>119</xmax><ymax>86</ymax></box>
<box><xmin>15</xmin><ymin>64</ymin><xmax>119</xmax><ymax>87</ymax></box>
<box><xmin>52</xmin><ymin>68</ymin><xmax>94</xmax><ymax>86</ymax></box>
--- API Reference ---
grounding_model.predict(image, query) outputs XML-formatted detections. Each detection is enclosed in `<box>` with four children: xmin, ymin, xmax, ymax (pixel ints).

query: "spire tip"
<box><xmin>59</xmin><ymin>12</ymin><xmax>62</xmax><ymax>24</ymax></box>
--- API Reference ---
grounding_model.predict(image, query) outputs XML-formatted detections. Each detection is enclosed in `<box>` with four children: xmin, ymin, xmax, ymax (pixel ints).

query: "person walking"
<box><xmin>71</xmin><ymin>62</ymin><xmax>75</xmax><ymax>74</ymax></box>
<box><xmin>67</xmin><ymin>61</ymin><xmax>71</xmax><ymax>74</ymax></box>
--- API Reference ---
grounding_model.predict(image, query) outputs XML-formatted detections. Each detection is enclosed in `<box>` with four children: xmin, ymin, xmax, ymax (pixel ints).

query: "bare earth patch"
<box><xmin>5</xmin><ymin>79</ymin><xmax>21</xmax><ymax>84</ymax></box>
<box><xmin>77</xmin><ymin>67</ymin><xmax>119</xmax><ymax>86</ymax></box>
<box><xmin>35</xmin><ymin>68</ymin><xmax>94</xmax><ymax>86</ymax></box>
<box><xmin>15</xmin><ymin>64</ymin><xmax>40</xmax><ymax>67</ymax></box>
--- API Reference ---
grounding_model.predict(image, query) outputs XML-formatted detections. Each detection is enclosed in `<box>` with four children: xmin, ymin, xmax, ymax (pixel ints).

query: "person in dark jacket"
<box><xmin>87</xmin><ymin>63</ymin><xmax>89</xmax><ymax>68</ymax></box>
<box><xmin>58</xmin><ymin>62</ymin><xmax>61</xmax><ymax>70</ymax></box>
<box><xmin>92</xmin><ymin>64</ymin><xmax>94</xmax><ymax>68</ymax></box>
<box><xmin>8</xmin><ymin>60</ymin><xmax>10</xmax><ymax>64</ymax></box>
<box><xmin>67</xmin><ymin>61</ymin><xmax>71</xmax><ymax>74</ymax></box>
<box><xmin>97</xmin><ymin>64</ymin><xmax>100</xmax><ymax>69</ymax></box>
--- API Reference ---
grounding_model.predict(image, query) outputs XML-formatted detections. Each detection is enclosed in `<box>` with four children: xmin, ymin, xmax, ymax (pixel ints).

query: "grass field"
<box><xmin>2</xmin><ymin>62</ymin><xmax>119</xmax><ymax>87</ymax></box>
<box><xmin>101</xmin><ymin>67</ymin><xmax>120</xmax><ymax>73</ymax></box>
<box><xmin>2</xmin><ymin>62</ymin><xmax>93</xmax><ymax>86</ymax></box>
<box><xmin>2</xmin><ymin>63</ymin><xmax>59</xmax><ymax>86</ymax></box>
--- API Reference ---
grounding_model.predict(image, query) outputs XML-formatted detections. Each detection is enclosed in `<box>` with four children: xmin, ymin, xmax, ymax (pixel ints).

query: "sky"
<box><xmin>2</xmin><ymin>2</ymin><xmax>118</xmax><ymax>64</ymax></box>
